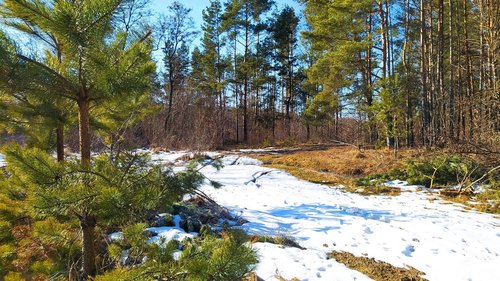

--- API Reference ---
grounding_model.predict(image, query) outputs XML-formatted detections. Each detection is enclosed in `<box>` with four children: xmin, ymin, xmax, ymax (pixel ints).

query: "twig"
<box><xmin>245</xmin><ymin>171</ymin><xmax>272</xmax><ymax>185</ymax></box>
<box><xmin>463</xmin><ymin>165</ymin><xmax>500</xmax><ymax>194</ymax></box>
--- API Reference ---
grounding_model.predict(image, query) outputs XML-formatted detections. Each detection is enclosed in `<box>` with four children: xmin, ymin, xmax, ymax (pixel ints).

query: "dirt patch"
<box><xmin>439</xmin><ymin>189</ymin><xmax>500</xmax><ymax>214</ymax></box>
<box><xmin>329</xmin><ymin>251</ymin><xmax>427</xmax><ymax>281</ymax></box>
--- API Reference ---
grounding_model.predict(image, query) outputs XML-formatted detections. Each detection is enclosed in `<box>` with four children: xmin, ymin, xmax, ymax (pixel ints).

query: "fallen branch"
<box><xmin>245</xmin><ymin>171</ymin><xmax>273</xmax><ymax>185</ymax></box>
<box><xmin>328</xmin><ymin>139</ymin><xmax>362</xmax><ymax>150</ymax></box>
<box><xmin>462</xmin><ymin>165</ymin><xmax>500</xmax><ymax>194</ymax></box>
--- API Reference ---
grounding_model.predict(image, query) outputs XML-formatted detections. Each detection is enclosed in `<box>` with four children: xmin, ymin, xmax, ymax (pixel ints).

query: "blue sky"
<box><xmin>151</xmin><ymin>0</ymin><xmax>304</xmax><ymax>30</ymax></box>
<box><xmin>150</xmin><ymin>0</ymin><xmax>305</xmax><ymax>52</ymax></box>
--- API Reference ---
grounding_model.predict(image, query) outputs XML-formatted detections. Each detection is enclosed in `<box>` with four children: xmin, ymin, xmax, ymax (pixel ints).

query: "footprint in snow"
<box><xmin>364</xmin><ymin>227</ymin><xmax>373</xmax><ymax>234</ymax></box>
<box><xmin>403</xmin><ymin>245</ymin><xmax>415</xmax><ymax>257</ymax></box>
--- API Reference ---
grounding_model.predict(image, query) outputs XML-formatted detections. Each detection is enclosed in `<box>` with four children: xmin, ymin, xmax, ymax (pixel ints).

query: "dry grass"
<box><xmin>257</xmin><ymin>146</ymin><xmax>412</xmax><ymax>177</ymax></box>
<box><xmin>439</xmin><ymin>189</ymin><xmax>500</xmax><ymax>214</ymax></box>
<box><xmin>255</xmin><ymin>146</ymin><xmax>417</xmax><ymax>195</ymax></box>
<box><xmin>254</xmin><ymin>144</ymin><xmax>499</xmax><ymax>209</ymax></box>
<box><xmin>242</xmin><ymin>272</ymin><xmax>263</xmax><ymax>281</ymax></box>
<box><xmin>249</xmin><ymin>234</ymin><xmax>304</xmax><ymax>249</ymax></box>
<box><xmin>343</xmin><ymin>185</ymin><xmax>402</xmax><ymax>196</ymax></box>
<box><xmin>329</xmin><ymin>251</ymin><xmax>428</xmax><ymax>281</ymax></box>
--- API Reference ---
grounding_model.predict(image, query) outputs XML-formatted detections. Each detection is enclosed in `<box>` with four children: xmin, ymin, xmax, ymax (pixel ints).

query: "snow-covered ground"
<box><xmin>2</xmin><ymin>150</ymin><xmax>499</xmax><ymax>280</ymax></box>
<box><xmin>193</xmin><ymin>154</ymin><xmax>499</xmax><ymax>281</ymax></box>
<box><xmin>0</xmin><ymin>153</ymin><xmax>5</xmax><ymax>167</ymax></box>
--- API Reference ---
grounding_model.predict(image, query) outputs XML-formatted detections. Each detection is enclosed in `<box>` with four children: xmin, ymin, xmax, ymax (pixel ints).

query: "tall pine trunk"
<box><xmin>56</xmin><ymin>126</ymin><xmax>64</xmax><ymax>162</ymax></box>
<box><xmin>78</xmin><ymin>97</ymin><xmax>95</xmax><ymax>278</ymax></box>
<box><xmin>78</xmin><ymin>98</ymin><xmax>91</xmax><ymax>165</ymax></box>
<box><xmin>80</xmin><ymin>214</ymin><xmax>97</xmax><ymax>279</ymax></box>
<box><xmin>449</xmin><ymin>0</ymin><xmax>455</xmax><ymax>142</ymax></box>
<box><xmin>243</xmin><ymin>1</ymin><xmax>249</xmax><ymax>144</ymax></box>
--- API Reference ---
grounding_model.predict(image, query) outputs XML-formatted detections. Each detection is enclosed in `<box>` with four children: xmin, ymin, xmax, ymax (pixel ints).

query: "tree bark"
<box><xmin>243</xmin><ymin>1</ymin><xmax>249</xmax><ymax>144</ymax></box>
<box><xmin>78</xmin><ymin>97</ymin><xmax>91</xmax><ymax>165</ymax></box>
<box><xmin>449</xmin><ymin>0</ymin><xmax>455</xmax><ymax>143</ymax></box>
<box><xmin>80</xmin><ymin>214</ymin><xmax>97</xmax><ymax>279</ymax></box>
<box><xmin>56</xmin><ymin>126</ymin><xmax>64</xmax><ymax>162</ymax></box>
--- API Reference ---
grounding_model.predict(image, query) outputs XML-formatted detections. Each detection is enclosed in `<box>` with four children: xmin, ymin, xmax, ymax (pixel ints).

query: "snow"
<box><xmin>109</xmin><ymin>215</ymin><xmax>197</xmax><ymax>246</ymax></box>
<box><xmin>384</xmin><ymin>179</ymin><xmax>424</xmax><ymax>192</ymax></box>
<box><xmin>2</xmin><ymin>149</ymin><xmax>499</xmax><ymax>280</ymax></box>
<box><xmin>0</xmin><ymin>153</ymin><xmax>4</xmax><ymax>167</ymax></box>
<box><xmin>192</xmin><ymin>155</ymin><xmax>500</xmax><ymax>281</ymax></box>
<box><xmin>220</xmin><ymin>155</ymin><xmax>263</xmax><ymax>166</ymax></box>
<box><xmin>253</xmin><ymin>242</ymin><xmax>371</xmax><ymax>281</ymax></box>
<box><xmin>147</xmin><ymin>150</ymin><xmax>189</xmax><ymax>164</ymax></box>
<box><xmin>146</xmin><ymin>215</ymin><xmax>197</xmax><ymax>244</ymax></box>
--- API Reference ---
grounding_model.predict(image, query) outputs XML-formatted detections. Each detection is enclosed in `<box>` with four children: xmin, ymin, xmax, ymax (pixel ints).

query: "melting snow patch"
<box><xmin>384</xmin><ymin>180</ymin><xmax>422</xmax><ymax>192</ymax></box>
<box><xmin>108</xmin><ymin>215</ymin><xmax>196</xmax><ymax>247</ymax></box>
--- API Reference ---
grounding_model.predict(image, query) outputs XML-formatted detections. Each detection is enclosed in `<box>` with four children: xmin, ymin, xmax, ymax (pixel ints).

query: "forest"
<box><xmin>0</xmin><ymin>0</ymin><xmax>498</xmax><ymax>280</ymax></box>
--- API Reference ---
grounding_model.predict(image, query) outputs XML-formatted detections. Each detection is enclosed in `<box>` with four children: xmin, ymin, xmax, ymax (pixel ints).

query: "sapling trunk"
<box><xmin>81</xmin><ymin>215</ymin><xmax>97</xmax><ymax>279</ymax></box>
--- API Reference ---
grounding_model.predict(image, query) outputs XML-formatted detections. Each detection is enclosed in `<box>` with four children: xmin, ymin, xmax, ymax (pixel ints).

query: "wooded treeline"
<box><xmin>145</xmin><ymin>0</ymin><xmax>499</xmax><ymax>150</ymax></box>
<box><xmin>1</xmin><ymin>0</ymin><xmax>499</xmax><ymax>151</ymax></box>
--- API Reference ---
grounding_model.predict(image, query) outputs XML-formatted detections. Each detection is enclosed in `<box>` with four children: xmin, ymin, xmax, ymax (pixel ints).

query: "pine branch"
<box><xmin>62</xmin><ymin>169</ymin><xmax>113</xmax><ymax>185</ymax></box>
<box><xmin>117</xmin><ymin>154</ymin><xmax>139</xmax><ymax>186</ymax></box>
<box><xmin>80</xmin><ymin>0</ymin><xmax>124</xmax><ymax>34</ymax></box>
<box><xmin>16</xmin><ymin>54</ymin><xmax>78</xmax><ymax>99</ymax></box>
<box><xmin>2</xmin><ymin>0</ymin><xmax>54</xmax><ymax>24</ymax></box>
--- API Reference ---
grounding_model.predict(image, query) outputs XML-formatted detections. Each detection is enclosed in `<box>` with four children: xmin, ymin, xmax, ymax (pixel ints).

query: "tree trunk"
<box><xmin>437</xmin><ymin>0</ymin><xmax>445</xmax><ymax>144</ymax></box>
<box><xmin>463</xmin><ymin>0</ymin><xmax>474</xmax><ymax>141</ymax></box>
<box><xmin>78</xmin><ymin>98</ymin><xmax>91</xmax><ymax>165</ymax></box>
<box><xmin>243</xmin><ymin>2</ymin><xmax>249</xmax><ymax>144</ymax></box>
<box><xmin>80</xmin><ymin>215</ymin><xmax>97</xmax><ymax>279</ymax></box>
<box><xmin>403</xmin><ymin>0</ymin><xmax>414</xmax><ymax>147</ymax></box>
<box><xmin>421</xmin><ymin>0</ymin><xmax>430</xmax><ymax>146</ymax></box>
<box><xmin>164</xmin><ymin>68</ymin><xmax>175</xmax><ymax>132</ymax></box>
<box><xmin>449</xmin><ymin>0</ymin><xmax>455</xmax><ymax>143</ymax></box>
<box><xmin>56</xmin><ymin>125</ymin><xmax>64</xmax><ymax>162</ymax></box>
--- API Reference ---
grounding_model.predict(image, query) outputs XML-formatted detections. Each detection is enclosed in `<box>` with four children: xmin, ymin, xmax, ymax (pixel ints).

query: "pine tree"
<box><xmin>270</xmin><ymin>6</ymin><xmax>299</xmax><ymax>137</ymax></box>
<box><xmin>190</xmin><ymin>0</ymin><xmax>229</xmax><ymax>146</ymax></box>
<box><xmin>222</xmin><ymin>0</ymin><xmax>273</xmax><ymax>144</ymax></box>
<box><xmin>1</xmin><ymin>144</ymin><xmax>209</xmax><ymax>279</ymax></box>
<box><xmin>0</xmin><ymin>31</ymin><xmax>73</xmax><ymax>161</ymax></box>
<box><xmin>0</xmin><ymin>0</ymin><xmax>155</xmax><ymax>276</ymax></box>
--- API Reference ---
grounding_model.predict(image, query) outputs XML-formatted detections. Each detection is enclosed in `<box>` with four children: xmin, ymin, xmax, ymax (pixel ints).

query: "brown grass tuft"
<box><xmin>254</xmin><ymin>146</ymin><xmax>415</xmax><ymax>195</ymax></box>
<box><xmin>256</xmin><ymin>146</ymin><xmax>414</xmax><ymax>179</ymax></box>
<box><xmin>329</xmin><ymin>251</ymin><xmax>428</xmax><ymax>281</ymax></box>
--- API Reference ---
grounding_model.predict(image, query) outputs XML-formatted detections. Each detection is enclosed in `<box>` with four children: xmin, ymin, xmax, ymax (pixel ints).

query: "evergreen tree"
<box><xmin>0</xmin><ymin>0</ymin><xmax>155</xmax><ymax>276</ymax></box>
<box><xmin>222</xmin><ymin>0</ymin><xmax>273</xmax><ymax>144</ymax></box>
<box><xmin>0</xmin><ymin>144</ymin><xmax>208</xmax><ymax>279</ymax></box>
<box><xmin>0</xmin><ymin>30</ymin><xmax>73</xmax><ymax>161</ymax></box>
<box><xmin>191</xmin><ymin>0</ymin><xmax>229</xmax><ymax>145</ymax></box>
<box><xmin>270</xmin><ymin>6</ymin><xmax>299</xmax><ymax>137</ymax></box>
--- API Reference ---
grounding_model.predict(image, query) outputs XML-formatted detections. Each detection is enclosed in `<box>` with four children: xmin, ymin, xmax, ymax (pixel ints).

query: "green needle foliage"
<box><xmin>96</xmin><ymin>229</ymin><xmax>258</xmax><ymax>281</ymax></box>
<box><xmin>3</xmin><ymin>144</ymin><xmax>201</xmax><ymax>225</ymax></box>
<box><xmin>0</xmin><ymin>0</ymin><xmax>157</xmax><ymax>276</ymax></box>
<box><xmin>0</xmin><ymin>143</ymin><xmax>215</xmax><ymax>279</ymax></box>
